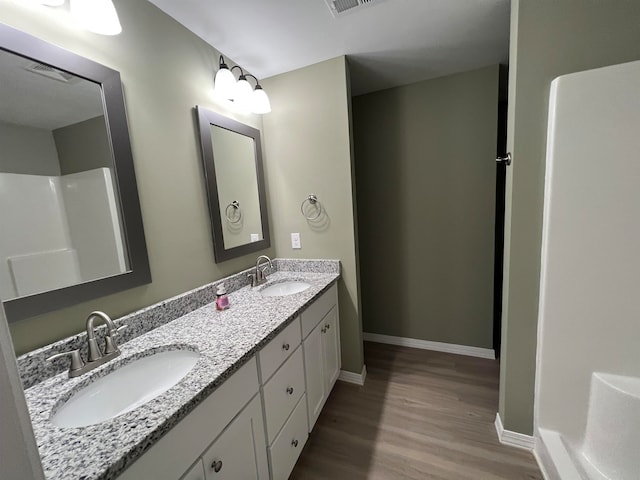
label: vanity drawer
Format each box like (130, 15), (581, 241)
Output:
(301, 284), (337, 339)
(269, 394), (309, 480)
(262, 346), (305, 444)
(258, 318), (301, 382)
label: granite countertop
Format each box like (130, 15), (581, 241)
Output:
(23, 268), (339, 480)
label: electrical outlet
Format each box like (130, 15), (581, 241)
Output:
(250, 233), (260, 242)
(291, 232), (301, 249)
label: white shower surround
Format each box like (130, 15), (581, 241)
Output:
(0, 168), (126, 300)
(534, 60), (640, 479)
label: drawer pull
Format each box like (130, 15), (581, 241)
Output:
(291, 439), (299, 448)
(282, 343), (290, 351)
(286, 386), (294, 395)
(212, 460), (223, 473)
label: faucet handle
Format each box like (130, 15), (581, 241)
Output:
(108, 324), (127, 338)
(104, 325), (126, 355)
(47, 349), (85, 376)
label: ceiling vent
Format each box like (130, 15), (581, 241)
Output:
(24, 63), (76, 84)
(324, 0), (384, 18)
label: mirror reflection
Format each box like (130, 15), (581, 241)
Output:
(210, 124), (263, 249)
(0, 48), (128, 301)
(196, 106), (270, 262)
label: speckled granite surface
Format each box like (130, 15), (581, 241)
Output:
(19, 261), (292, 389)
(21, 260), (339, 480)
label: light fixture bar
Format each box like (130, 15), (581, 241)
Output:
(213, 57), (271, 114)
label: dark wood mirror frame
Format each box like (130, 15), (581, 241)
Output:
(0, 23), (151, 322)
(196, 106), (270, 262)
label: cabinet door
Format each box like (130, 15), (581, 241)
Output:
(303, 321), (326, 431)
(322, 306), (340, 392)
(202, 395), (268, 480)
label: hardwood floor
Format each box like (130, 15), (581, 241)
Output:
(291, 342), (542, 480)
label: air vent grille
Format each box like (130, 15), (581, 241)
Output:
(325, 0), (385, 17)
(24, 63), (75, 83)
(333, 0), (359, 13)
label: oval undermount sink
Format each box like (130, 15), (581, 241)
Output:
(261, 281), (311, 297)
(51, 349), (199, 428)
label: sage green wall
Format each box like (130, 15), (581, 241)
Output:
(261, 57), (364, 375)
(55, 116), (112, 175)
(353, 66), (499, 349)
(0, 120), (60, 175)
(499, 0), (640, 435)
(1, 0), (275, 355)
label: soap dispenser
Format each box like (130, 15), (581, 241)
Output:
(215, 283), (230, 310)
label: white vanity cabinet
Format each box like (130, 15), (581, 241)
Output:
(199, 395), (267, 480)
(301, 285), (340, 430)
(117, 283), (340, 480)
(257, 318), (309, 479)
(181, 460), (205, 480)
(118, 358), (268, 480)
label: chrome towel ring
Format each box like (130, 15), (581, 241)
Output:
(225, 200), (242, 224)
(301, 194), (322, 221)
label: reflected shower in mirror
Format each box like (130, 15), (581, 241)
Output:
(196, 107), (270, 262)
(0, 23), (150, 322)
(0, 48), (127, 301)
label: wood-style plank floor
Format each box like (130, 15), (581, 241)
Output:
(291, 342), (542, 480)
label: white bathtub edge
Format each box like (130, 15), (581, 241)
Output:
(537, 428), (584, 480)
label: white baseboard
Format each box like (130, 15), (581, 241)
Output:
(494, 413), (535, 450)
(338, 365), (367, 386)
(363, 332), (496, 360)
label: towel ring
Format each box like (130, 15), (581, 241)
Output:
(225, 201), (242, 224)
(300, 194), (322, 221)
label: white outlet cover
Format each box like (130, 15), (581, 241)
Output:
(250, 233), (260, 242)
(291, 232), (301, 249)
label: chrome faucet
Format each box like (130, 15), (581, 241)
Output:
(47, 311), (126, 378)
(249, 255), (272, 287)
(86, 311), (123, 361)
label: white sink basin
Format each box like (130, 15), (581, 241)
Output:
(261, 281), (311, 297)
(51, 349), (199, 428)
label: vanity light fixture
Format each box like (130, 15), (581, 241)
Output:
(214, 55), (272, 114)
(28, 0), (65, 6)
(213, 56), (236, 100)
(22, 0), (122, 35)
(70, 0), (122, 35)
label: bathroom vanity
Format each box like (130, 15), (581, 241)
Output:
(19, 260), (341, 480)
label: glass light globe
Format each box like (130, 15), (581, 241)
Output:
(252, 85), (271, 114)
(70, 0), (122, 35)
(233, 75), (254, 112)
(214, 67), (236, 100)
(21, 0), (65, 5)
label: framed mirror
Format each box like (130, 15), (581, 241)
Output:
(196, 107), (270, 262)
(0, 23), (151, 322)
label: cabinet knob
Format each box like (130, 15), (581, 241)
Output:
(325, 323), (330, 330)
(282, 343), (290, 351)
(321, 327), (326, 333)
(291, 439), (299, 448)
(286, 386), (294, 395)
(212, 460), (223, 473)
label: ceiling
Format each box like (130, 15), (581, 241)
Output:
(147, 0), (510, 96)
(0, 48), (104, 130)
